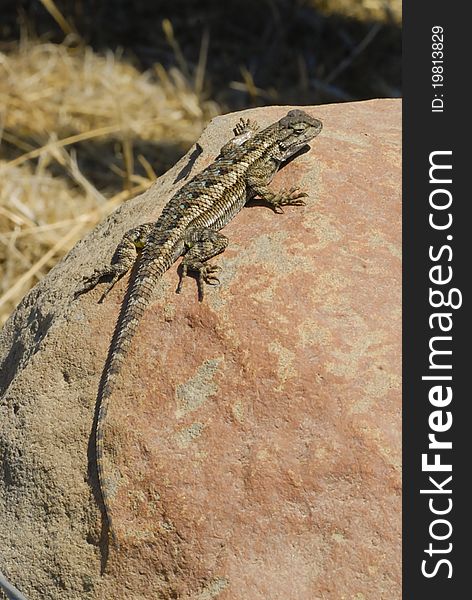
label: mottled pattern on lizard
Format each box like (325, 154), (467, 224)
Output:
(78, 110), (323, 548)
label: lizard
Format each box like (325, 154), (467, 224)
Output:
(77, 109), (323, 548)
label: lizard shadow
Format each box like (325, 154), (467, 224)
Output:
(173, 143), (203, 184)
(280, 144), (311, 165)
(0, 306), (53, 397)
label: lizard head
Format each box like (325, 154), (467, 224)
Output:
(275, 110), (323, 161)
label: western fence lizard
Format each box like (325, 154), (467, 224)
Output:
(78, 110), (322, 548)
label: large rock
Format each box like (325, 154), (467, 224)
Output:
(0, 100), (401, 600)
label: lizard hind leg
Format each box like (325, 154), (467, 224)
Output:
(76, 223), (153, 302)
(177, 227), (228, 300)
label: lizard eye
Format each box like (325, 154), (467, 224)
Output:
(291, 123), (306, 132)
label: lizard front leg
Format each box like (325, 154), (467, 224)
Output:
(219, 117), (260, 156)
(233, 117), (260, 137)
(76, 223), (153, 302)
(246, 170), (308, 214)
(176, 227), (229, 300)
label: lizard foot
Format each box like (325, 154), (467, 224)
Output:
(197, 264), (221, 300)
(177, 263), (221, 299)
(233, 118), (260, 136)
(75, 266), (127, 302)
(74, 270), (106, 298)
(267, 187), (308, 214)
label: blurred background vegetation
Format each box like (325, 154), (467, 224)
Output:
(0, 0), (401, 324)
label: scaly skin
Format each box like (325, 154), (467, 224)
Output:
(78, 110), (323, 548)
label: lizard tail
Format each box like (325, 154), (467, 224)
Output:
(95, 297), (147, 547)
(95, 256), (172, 546)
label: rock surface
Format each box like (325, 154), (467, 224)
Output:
(0, 100), (401, 600)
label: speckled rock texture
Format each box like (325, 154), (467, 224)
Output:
(0, 100), (401, 600)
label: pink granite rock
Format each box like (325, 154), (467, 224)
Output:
(0, 99), (401, 599)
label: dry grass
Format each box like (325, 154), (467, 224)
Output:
(1, 39), (218, 146)
(312, 0), (401, 22)
(0, 40), (220, 324)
